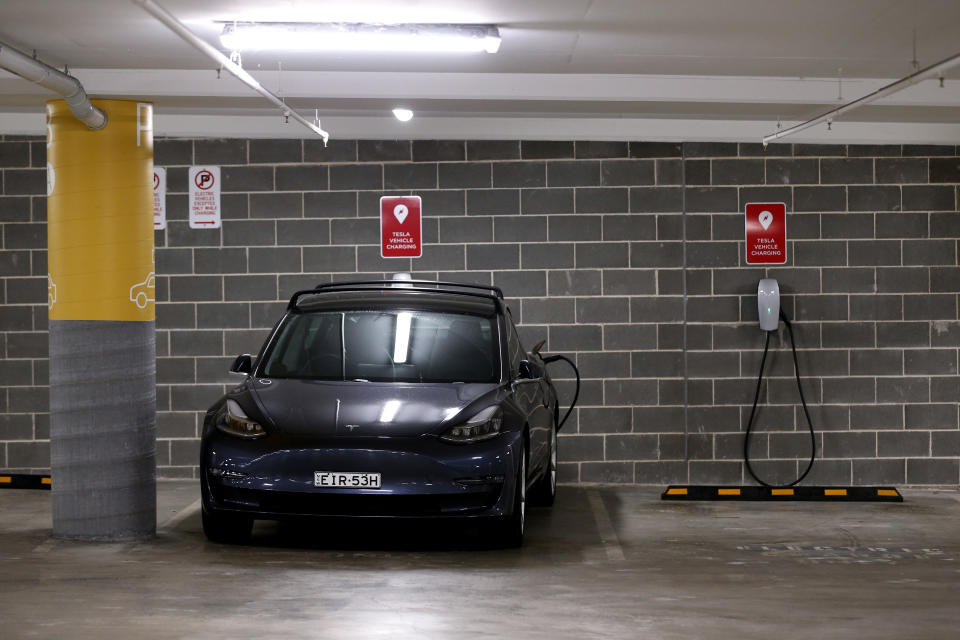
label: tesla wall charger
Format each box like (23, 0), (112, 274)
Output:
(758, 278), (780, 331)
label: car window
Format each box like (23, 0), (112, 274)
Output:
(260, 310), (499, 383)
(506, 315), (524, 379)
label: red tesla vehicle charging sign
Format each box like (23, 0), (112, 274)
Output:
(380, 196), (422, 258)
(745, 202), (787, 265)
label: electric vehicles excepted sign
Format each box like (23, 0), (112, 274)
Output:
(153, 167), (166, 230)
(380, 196), (422, 258)
(745, 202), (787, 264)
(189, 166), (221, 229)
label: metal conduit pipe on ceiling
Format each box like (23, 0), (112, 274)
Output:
(762, 49), (960, 145)
(0, 40), (107, 130)
(132, 0), (330, 143)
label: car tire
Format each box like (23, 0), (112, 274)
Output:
(497, 445), (526, 548)
(201, 508), (253, 544)
(529, 426), (557, 507)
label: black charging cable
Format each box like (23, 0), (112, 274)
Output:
(743, 309), (817, 487)
(541, 354), (580, 431)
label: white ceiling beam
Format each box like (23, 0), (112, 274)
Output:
(2, 110), (958, 145)
(2, 69), (959, 107)
(160, 115), (960, 144)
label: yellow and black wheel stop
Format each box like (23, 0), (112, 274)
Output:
(0, 474), (52, 490)
(661, 485), (903, 502)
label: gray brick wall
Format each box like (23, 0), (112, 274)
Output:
(2, 135), (959, 485)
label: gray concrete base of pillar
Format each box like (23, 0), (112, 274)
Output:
(49, 319), (156, 540)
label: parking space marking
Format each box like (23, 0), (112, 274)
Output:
(159, 498), (201, 531)
(32, 538), (57, 553)
(587, 489), (625, 562)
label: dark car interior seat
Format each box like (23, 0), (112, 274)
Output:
(426, 318), (494, 382)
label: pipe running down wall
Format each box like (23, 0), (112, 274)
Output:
(0, 40), (107, 130)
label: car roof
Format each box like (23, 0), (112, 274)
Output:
(295, 289), (499, 316)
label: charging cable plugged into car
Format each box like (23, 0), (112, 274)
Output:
(542, 354), (580, 432)
(663, 278), (903, 502)
(530, 340), (580, 432)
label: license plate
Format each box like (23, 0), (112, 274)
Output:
(314, 471), (381, 489)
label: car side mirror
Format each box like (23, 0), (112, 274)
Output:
(518, 359), (542, 380)
(229, 353), (253, 376)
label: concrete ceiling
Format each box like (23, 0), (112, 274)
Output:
(1, 0), (959, 143)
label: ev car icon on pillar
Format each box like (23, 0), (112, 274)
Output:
(47, 274), (57, 309)
(129, 272), (156, 309)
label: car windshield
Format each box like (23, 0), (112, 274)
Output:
(259, 309), (499, 383)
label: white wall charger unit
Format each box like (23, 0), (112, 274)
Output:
(757, 278), (780, 331)
(746, 278), (818, 487)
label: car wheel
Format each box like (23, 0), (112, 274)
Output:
(497, 445), (526, 548)
(529, 426), (557, 507)
(201, 508), (253, 544)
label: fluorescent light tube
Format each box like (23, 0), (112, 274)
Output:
(219, 22), (501, 54)
(393, 312), (412, 364)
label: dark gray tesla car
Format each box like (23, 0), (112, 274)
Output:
(200, 278), (561, 546)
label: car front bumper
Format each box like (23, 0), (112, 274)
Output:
(201, 429), (523, 520)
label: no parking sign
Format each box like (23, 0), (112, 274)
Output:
(153, 167), (166, 230)
(189, 166), (221, 229)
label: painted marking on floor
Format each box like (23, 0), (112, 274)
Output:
(737, 544), (955, 564)
(586, 489), (625, 563)
(32, 538), (57, 553)
(159, 498), (201, 531)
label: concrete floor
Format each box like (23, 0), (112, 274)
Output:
(1, 482), (958, 639)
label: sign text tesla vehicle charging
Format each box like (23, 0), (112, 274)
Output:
(745, 202), (787, 265)
(380, 195), (422, 258)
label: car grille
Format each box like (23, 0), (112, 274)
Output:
(219, 486), (502, 517)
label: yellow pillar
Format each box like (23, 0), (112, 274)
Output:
(47, 99), (157, 540)
(47, 99), (155, 321)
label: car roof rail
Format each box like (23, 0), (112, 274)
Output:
(315, 280), (503, 298)
(288, 280), (505, 311)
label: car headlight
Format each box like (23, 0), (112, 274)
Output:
(217, 399), (267, 439)
(441, 406), (502, 443)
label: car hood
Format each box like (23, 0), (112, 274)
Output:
(245, 378), (501, 438)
